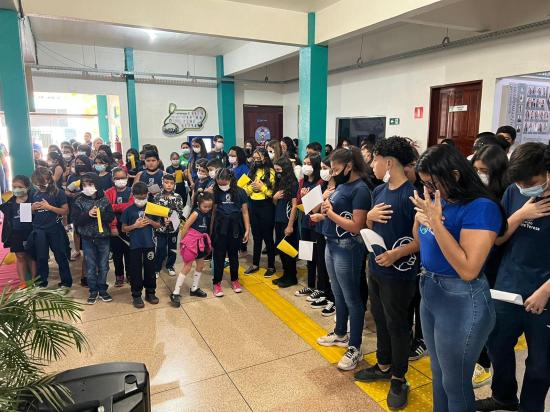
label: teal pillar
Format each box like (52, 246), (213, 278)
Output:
(96, 95), (109, 143)
(216, 55), (236, 148)
(0, 10), (34, 176)
(124, 48), (139, 149)
(298, 12), (328, 160)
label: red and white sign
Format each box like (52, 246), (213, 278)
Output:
(414, 106), (424, 119)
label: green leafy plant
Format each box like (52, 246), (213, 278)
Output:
(0, 285), (88, 411)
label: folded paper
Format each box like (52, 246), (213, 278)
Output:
(277, 238), (298, 258)
(237, 174), (251, 188)
(145, 202), (170, 217)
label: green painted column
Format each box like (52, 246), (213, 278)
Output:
(96, 95), (109, 143)
(0, 10), (34, 176)
(216, 55), (236, 148)
(124, 47), (139, 149)
(298, 12), (328, 160)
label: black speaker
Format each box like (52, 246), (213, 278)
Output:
(25, 362), (151, 412)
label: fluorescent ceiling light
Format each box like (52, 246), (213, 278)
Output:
(143, 29), (159, 41)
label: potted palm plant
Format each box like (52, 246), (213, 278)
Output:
(0, 285), (88, 411)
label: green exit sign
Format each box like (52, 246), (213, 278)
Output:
(389, 118), (400, 125)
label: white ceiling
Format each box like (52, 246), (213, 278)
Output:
(224, 0), (340, 12)
(29, 17), (249, 56)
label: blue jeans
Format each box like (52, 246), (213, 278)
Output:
(82, 237), (110, 294)
(487, 300), (550, 412)
(154, 232), (178, 272)
(420, 270), (495, 412)
(325, 236), (366, 348)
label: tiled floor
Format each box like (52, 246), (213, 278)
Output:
(40, 248), (548, 411)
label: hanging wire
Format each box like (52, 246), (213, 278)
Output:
(356, 34), (365, 67)
(442, 28), (451, 46)
(36, 43), (95, 68)
(264, 66), (269, 83)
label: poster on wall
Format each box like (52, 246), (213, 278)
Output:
(162, 103), (207, 136)
(501, 81), (550, 145)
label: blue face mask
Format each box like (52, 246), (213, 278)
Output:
(94, 164), (106, 173)
(517, 178), (548, 198)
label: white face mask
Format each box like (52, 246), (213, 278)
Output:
(320, 169), (331, 182)
(208, 170), (217, 179)
(63, 154), (72, 161)
(478, 172), (490, 186)
(228, 156), (237, 165)
(114, 179), (128, 188)
(193, 147), (201, 154)
(268, 151), (275, 160)
(383, 169), (391, 183)
(134, 198), (147, 208)
(197, 172), (207, 180)
(82, 186), (97, 196)
(77, 151), (87, 156)
(219, 184), (230, 192)
(215, 142), (224, 150)
(302, 165), (314, 176)
(171, 159), (180, 166)
(294, 165), (303, 180)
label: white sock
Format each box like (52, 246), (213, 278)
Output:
(191, 271), (202, 292)
(173, 273), (186, 295)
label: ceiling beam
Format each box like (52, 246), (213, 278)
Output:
(21, 0), (309, 46)
(401, 18), (487, 32)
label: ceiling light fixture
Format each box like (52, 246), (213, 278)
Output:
(144, 29), (158, 42)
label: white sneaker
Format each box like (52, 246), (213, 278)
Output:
(337, 346), (362, 371)
(306, 290), (325, 302)
(168, 269), (176, 277)
(317, 332), (349, 347)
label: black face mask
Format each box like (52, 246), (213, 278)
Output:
(245, 149), (252, 156)
(276, 172), (282, 180)
(332, 167), (351, 186)
(254, 160), (263, 167)
(75, 165), (87, 175)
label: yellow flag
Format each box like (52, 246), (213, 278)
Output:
(96, 208), (104, 233)
(277, 238), (298, 258)
(145, 202), (170, 217)
(1, 191), (13, 202)
(237, 174), (251, 189)
(175, 169), (183, 183)
(129, 154), (136, 169)
(296, 204), (305, 212)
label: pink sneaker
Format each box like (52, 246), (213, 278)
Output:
(231, 280), (242, 293)
(213, 283), (224, 297)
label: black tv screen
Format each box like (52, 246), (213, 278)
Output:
(337, 117), (386, 147)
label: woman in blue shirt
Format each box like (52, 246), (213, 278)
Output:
(228, 146), (249, 180)
(316, 147), (371, 372)
(411, 144), (506, 412)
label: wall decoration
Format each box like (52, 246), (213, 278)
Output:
(162, 103), (207, 136)
(254, 126), (271, 144)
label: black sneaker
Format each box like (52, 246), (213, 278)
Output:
(133, 296), (145, 309)
(99, 292), (113, 302)
(409, 338), (428, 361)
(387, 378), (409, 410)
(272, 277), (281, 285)
(321, 301), (336, 316)
(145, 293), (159, 304)
(87, 292), (99, 305)
(190, 288), (207, 298)
(475, 397), (519, 411)
(310, 297), (328, 308)
(306, 289), (325, 302)
(244, 265), (259, 275)
(80, 277), (88, 287)
(170, 293), (181, 307)
(264, 268), (276, 278)
(277, 278), (298, 288)
(294, 287), (314, 297)
(354, 364), (392, 382)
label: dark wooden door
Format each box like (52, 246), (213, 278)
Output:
(243, 105), (283, 145)
(428, 81), (482, 155)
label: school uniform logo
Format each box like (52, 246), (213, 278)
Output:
(148, 178), (154, 186)
(117, 197), (123, 204)
(392, 237), (417, 272)
(336, 211), (353, 237)
(286, 202), (292, 219)
(147, 251), (155, 260)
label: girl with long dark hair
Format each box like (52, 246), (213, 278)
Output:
(188, 137), (208, 184)
(471, 144), (510, 199)
(411, 144), (506, 412)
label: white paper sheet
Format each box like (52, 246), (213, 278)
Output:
(490, 289), (524, 305)
(148, 184), (161, 194)
(169, 211), (181, 231)
(360, 228), (387, 253)
(301, 185), (323, 215)
(298, 240), (314, 261)
(19, 203), (32, 222)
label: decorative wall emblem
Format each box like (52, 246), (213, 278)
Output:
(254, 126), (271, 144)
(162, 103), (207, 136)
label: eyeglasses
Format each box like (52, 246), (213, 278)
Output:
(421, 179), (438, 192)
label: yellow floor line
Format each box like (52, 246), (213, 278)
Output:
(235, 266), (527, 412)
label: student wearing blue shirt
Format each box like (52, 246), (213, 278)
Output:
(228, 146), (249, 180)
(135, 151), (164, 197)
(30, 167), (73, 288)
(316, 147), (371, 371)
(354, 137), (419, 410)
(411, 144), (505, 412)
(93, 153), (114, 192)
(121, 182), (162, 309)
(210, 168), (251, 297)
(166, 151), (187, 200)
(191, 159), (213, 207)
(188, 137), (208, 184)
(208, 135), (229, 167)
(477, 143), (550, 412)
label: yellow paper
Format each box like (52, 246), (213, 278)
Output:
(129, 154), (136, 169)
(296, 204), (305, 212)
(74, 180), (81, 188)
(237, 174), (251, 188)
(175, 169), (183, 183)
(145, 202), (170, 217)
(96, 208), (103, 233)
(1, 252), (15, 265)
(277, 239), (298, 258)
(1, 191), (13, 202)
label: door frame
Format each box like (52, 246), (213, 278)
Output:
(428, 80), (483, 147)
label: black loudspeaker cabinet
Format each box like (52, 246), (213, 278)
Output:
(30, 362), (151, 412)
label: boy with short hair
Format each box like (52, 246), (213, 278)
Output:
(153, 174), (185, 277)
(121, 182), (162, 308)
(208, 135), (228, 166)
(135, 150), (164, 196)
(206, 158), (223, 182)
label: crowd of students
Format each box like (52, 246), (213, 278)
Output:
(1, 127), (548, 412)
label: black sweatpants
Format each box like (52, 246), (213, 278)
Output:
(249, 199), (275, 268)
(275, 222), (297, 281)
(368, 271), (416, 379)
(212, 233), (241, 284)
(127, 247), (156, 297)
(111, 235), (130, 279)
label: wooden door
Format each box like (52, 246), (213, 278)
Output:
(243, 105), (283, 145)
(428, 81), (482, 155)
